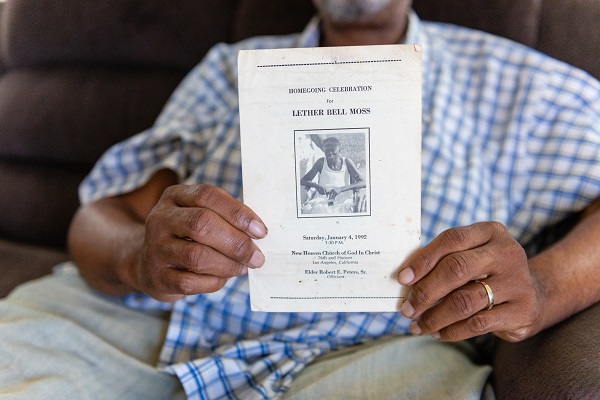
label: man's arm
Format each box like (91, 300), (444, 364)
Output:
(345, 157), (365, 185)
(527, 199), (600, 331)
(300, 158), (327, 194)
(397, 198), (600, 342)
(68, 169), (268, 302)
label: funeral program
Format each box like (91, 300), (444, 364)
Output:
(238, 44), (422, 312)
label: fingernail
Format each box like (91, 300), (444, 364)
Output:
(240, 266), (248, 276)
(409, 321), (422, 335)
(401, 300), (415, 318)
(248, 249), (265, 268)
(248, 219), (268, 238)
(431, 331), (441, 340)
(398, 267), (415, 285)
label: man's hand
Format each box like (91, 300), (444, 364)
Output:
(397, 221), (545, 343)
(69, 170), (269, 302)
(133, 184), (268, 302)
(327, 188), (340, 199)
(314, 184), (328, 195)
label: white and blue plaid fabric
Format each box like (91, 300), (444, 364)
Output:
(80, 13), (600, 400)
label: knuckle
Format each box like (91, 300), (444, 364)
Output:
(229, 236), (254, 261)
(194, 184), (220, 205)
(506, 327), (532, 343)
(467, 314), (494, 334)
(173, 274), (198, 295)
(172, 272), (227, 296)
(442, 323), (459, 340)
(182, 245), (206, 268)
(230, 206), (251, 230)
(221, 259), (245, 278)
(418, 313), (437, 332)
(161, 184), (177, 199)
(411, 284), (433, 307)
(202, 277), (228, 293)
(145, 206), (165, 230)
(187, 208), (213, 237)
(513, 330), (529, 342)
(442, 253), (470, 283)
(499, 242), (527, 275)
(510, 242), (527, 264)
(440, 226), (468, 247)
(409, 251), (436, 273)
(489, 221), (507, 237)
(449, 289), (478, 316)
(416, 251), (434, 267)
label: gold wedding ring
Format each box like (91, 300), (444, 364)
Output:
(477, 280), (494, 311)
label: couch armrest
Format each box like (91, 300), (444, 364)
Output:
(492, 301), (600, 399)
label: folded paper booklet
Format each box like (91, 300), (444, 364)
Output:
(238, 44), (422, 312)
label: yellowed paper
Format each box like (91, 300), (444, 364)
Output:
(239, 44), (422, 312)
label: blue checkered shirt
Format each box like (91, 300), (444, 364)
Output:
(80, 13), (600, 400)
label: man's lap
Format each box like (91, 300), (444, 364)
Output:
(284, 335), (493, 399)
(0, 263), (185, 399)
(0, 264), (493, 399)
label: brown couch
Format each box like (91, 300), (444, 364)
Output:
(0, 0), (599, 398)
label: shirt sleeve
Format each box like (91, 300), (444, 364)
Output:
(514, 62), (600, 244)
(78, 42), (238, 205)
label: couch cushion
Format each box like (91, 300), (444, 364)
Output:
(0, 2), (5, 73)
(0, 0), (237, 70)
(493, 301), (600, 398)
(231, 0), (315, 42)
(412, 0), (543, 47)
(0, 238), (69, 298)
(537, 0), (600, 80)
(0, 160), (84, 249)
(0, 67), (184, 166)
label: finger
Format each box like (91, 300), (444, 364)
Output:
(398, 222), (503, 286)
(432, 297), (541, 342)
(160, 206), (265, 269)
(163, 184), (268, 239)
(402, 245), (497, 318)
(432, 306), (504, 341)
(159, 268), (228, 298)
(409, 280), (498, 335)
(434, 300), (540, 342)
(161, 237), (249, 278)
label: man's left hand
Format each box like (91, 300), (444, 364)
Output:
(397, 221), (546, 342)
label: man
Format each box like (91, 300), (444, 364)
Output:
(1, 0), (599, 398)
(300, 136), (366, 214)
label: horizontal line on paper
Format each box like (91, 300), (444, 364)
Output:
(270, 296), (403, 299)
(257, 59), (402, 68)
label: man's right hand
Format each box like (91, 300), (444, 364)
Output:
(136, 184), (267, 301)
(69, 170), (267, 302)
